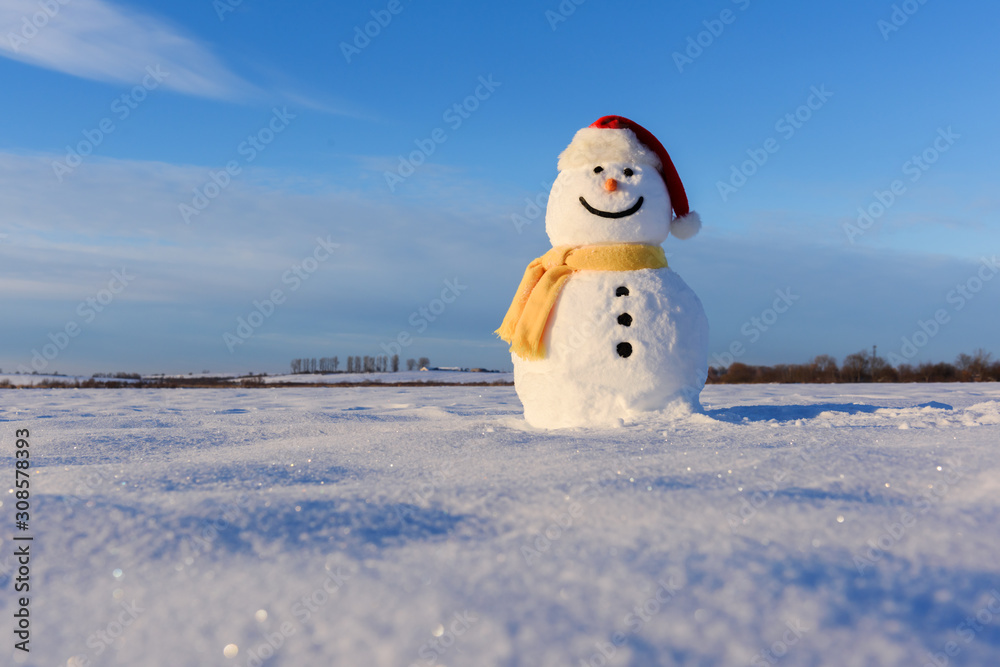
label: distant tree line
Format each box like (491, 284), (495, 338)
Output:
(709, 348), (998, 384)
(289, 355), (431, 374)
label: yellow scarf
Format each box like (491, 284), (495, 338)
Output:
(496, 244), (668, 360)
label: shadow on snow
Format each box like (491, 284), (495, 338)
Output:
(707, 403), (885, 423)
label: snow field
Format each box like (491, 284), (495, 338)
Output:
(1, 383), (999, 666)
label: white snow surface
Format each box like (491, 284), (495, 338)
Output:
(0, 371), (511, 387)
(258, 370), (512, 385)
(3, 383), (1000, 666)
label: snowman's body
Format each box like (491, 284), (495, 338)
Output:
(499, 116), (709, 428)
(513, 268), (708, 428)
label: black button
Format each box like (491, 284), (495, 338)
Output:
(617, 342), (633, 358)
(615, 286), (629, 296)
(617, 313), (632, 327)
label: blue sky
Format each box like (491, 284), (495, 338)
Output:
(1, 0), (998, 375)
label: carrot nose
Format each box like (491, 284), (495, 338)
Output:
(604, 178), (618, 192)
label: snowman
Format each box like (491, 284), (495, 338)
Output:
(497, 116), (709, 428)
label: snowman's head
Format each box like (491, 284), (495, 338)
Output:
(544, 117), (700, 248)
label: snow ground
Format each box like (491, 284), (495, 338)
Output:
(2, 383), (1000, 666)
(256, 370), (512, 385)
(0, 371), (511, 387)
(0, 374), (139, 387)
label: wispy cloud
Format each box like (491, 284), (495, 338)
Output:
(0, 150), (513, 317)
(0, 149), (518, 372)
(2, 150), (996, 374)
(0, 0), (254, 100)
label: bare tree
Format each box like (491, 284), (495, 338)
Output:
(972, 348), (993, 379)
(841, 350), (869, 383)
(700, 351), (999, 385)
(722, 362), (755, 383)
(811, 354), (838, 383)
(870, 352), (890, 382)
(391, 354), (399, 372)
(406, 358), (416, 371)
(957, 348), (993, 381)
(956, 353), (973, 373)
(418, 357), (430, 370)
(332, 356), (339, 372)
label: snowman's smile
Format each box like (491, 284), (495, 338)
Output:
(578, 196), (644, 219)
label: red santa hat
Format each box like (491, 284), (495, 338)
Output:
(557, 115), (701, 240)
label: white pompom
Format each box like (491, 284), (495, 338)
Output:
(669, 211), (701, 240)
